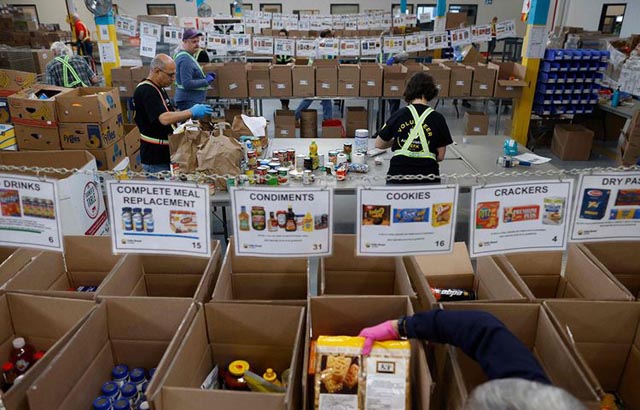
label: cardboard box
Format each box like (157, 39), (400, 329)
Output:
(315, 60), (338, 97)
(304, 296), (432, 410)
(128, 148), (142, 172)
(247, 63), (271, 98)
(463, 111), (489, 136)
(321, 125), (342, 138)
(338, 64), (360, 97)
(201, 63), (222, 98)
(0, 151), (109, 235)
(0, 69), (37, 96)
(468, 63), (497, 97)
(27, 297), (197, 410)
(98, 242), (221, 301)
(270, 65), (293, 98)
(359, 62), (383, 97)
(0, 293), (94, 410)
(87, 137), (126, 170)
(580, 242), (640, 297)
(423, 63), (451, 98)
(0, 96), (10, 123)
(56, 87), (122, 123)
(460, 44), (481, 64)
(0, 123), (15, 150)
(404, 61), (425, 84)
(551, 124), (594, 161)
(14, 124), (61, 151)
(12, 20), (37, 32)
(346, 106), (368, 137)
(292, 65), (315, 98)
(130, 65), (149, 83)
(211, 237), (308, 305)
(0, 247), (40, 289)
(383, 65), (408, 97)
(59, 113), (124, 149)
(123, 124), (141, 155)
(217, 62), (248, 98)
(8, 84), (71, 127)
(32, 50), (54, 74)
(274, 109), (296, 138)
(445, 12), (467, 30)
(111, 79), (135, 98)
(489, 62), (527, 99)
(110, 66), (134, 82)
(447, 64), (473, 97)
(157, 302), (305, 410)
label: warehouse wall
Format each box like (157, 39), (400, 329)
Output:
(563, 0), (639, 37)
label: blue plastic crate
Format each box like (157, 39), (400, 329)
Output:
(537, 83), (555, 94)
(585, 106), (594, 114)
(599, 50), (610, 62)
(572, 50), (583, 60)
(552, 105), (566, 115)
(541, 61), (561, 72)
(544, 49), (564, 61)
(570, 94), (581, 104)
(556, 73), (567, 83)
(564, 84), (574, 94)
(539, 72), (558, 83)
(575, 105), (585, 114)
(554, 84), (565, 94)
(565, 73), (576, 83)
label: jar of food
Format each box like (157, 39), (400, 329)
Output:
(251, 206), (266, 231)
(223, 360), (251, 391)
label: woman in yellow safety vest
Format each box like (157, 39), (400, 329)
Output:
(45, 42), (99, 88)
(375, 72), (453, 184)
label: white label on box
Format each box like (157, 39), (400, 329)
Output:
(390, 86), (399, 91)
(506, 86), (514, 91)
(0, 173), (64, 252)
(229, 83), (238, 90)
(231, 187), (333, 257)
(300, 80), (309, 86)
(470, 180), (574, 257)
(321, 83), (330, 89)
(119, 86), (126, 92)
(106, 180), (211, 257)
(473, 127), (481, 132)
(456, 81), (465, 86)
(357, 186), (458, 256)
(281, 130), (289, 135)
(367, 81), (376, 86)
(480, 84), (488, 90)
(277, 83), (286, 89)
(570, 172), (640, 242)
(255, 84), (264, 90)
(346, 84), (354, 89)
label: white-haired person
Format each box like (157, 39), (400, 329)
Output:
(45, 41), (99, 88)
(359, 309), (586, 410)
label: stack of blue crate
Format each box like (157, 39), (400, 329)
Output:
(533, 49), (610, 116)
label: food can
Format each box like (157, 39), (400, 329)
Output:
(268, 161), (281, 170)
(277, 167), (289, 185)
(296, 154), (306, 172)
(247, 149), (257, 167)
(245, 169), (255, 184)
(251, 137), (262, 155)
(256, 166), (269, 184)
(343, 143), (353, 161)
(286, 149), (296, 166)
(304, 156), (313, 171)
(259, 159), (270, 167)
(303, 170), (313, 185)
(328, 150), (338, 165)
(267, 169), (279, 186)
(276, 150), (286, 164)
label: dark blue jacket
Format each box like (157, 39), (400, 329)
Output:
(405, 309), (551, 384)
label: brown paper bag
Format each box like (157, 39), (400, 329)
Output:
(169, 127), (210, 173)
(231, 114), (269, 150)
(196, 127), (244, 190)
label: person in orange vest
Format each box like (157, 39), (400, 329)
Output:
(70, 13), (93, 58)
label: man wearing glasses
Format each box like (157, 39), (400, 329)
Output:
(133, 54), (212, 174)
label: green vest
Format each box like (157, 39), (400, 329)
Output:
(173, 51), (207, 91)
(393, 105), (437, 160)
(55, 56), (87, 88)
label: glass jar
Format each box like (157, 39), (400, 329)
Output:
(251, 206), (266, 231)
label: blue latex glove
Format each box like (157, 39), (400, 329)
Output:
(205, 73), (216, 83)
(386, 56), (395, 66)
(190, 104), (213, 119)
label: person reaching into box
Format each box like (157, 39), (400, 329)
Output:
(374, 72), (452, 184)
(358, 309), (585, 410)
(174, 28), (216, 110)
(45, 42), (99, 88)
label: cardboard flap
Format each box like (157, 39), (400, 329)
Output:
(0, 248), (40, 289)
(474, 257), (525, 301)
(409, 242), (474, 277)
(4, 251), (65, 291)
(497, 79), (527, 87)
(63, 236), (123, 271)
(163, 387), (285, 410)
(96, 254), (144, 297)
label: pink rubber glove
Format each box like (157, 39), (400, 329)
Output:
(358, 320), (399, 355)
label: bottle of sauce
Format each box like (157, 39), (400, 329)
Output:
(10, 337), (34, 375)
(285, 205), (297, 232)
(223, 360), (250, 391)
(268, 212), (278, 232)
(263, 368), (282, 386)
(276, 210), (287, 228)
(303, 212), (314, 232)
(2, 362), (16, 392)
(309, 140), (319, 170)
(238, 206), (250, 231)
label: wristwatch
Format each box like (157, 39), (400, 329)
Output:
(397, 316), (408, 339)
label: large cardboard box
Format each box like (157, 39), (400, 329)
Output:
(447, 64), (473, 97)
(130, 65), (149, 83)
(346, 106), (368, 137)
(322, 124), (343, 138)
(270, 65), (293, 98)
(128, 148), (142, 172)
(423, 63), (451, 98)
(8, 84), (71, 127)
(0, 123), (15, 151)
(383, 65), (408, 97)
(201, 63), (223, 98)
(304, 296), (432, 410)
(247, 63), (271, 98)
(157, 302), (305, 410)
(27, 298), (197, 410)
(110, 66), (133, 82)
(338, 64), (360, 97)
(32, 50), (54, 74)
(580, 242), (640, 297)
(359, 62), (383, 97)
(111, 79), (135, 98)
(292, 65), (315, 97)
(211, 237), (308, 305)
(274, 109), (296, 138)
(463, 111), (489, 136)
(59, 113), (124, 150)
(3, 236), (124, 299)
(123, 124), (141, 156)
(489, 62), (527, 99)
(218, 62), (248, 98)
(445, 12), (467, 30)
(315, 60), (338, 97)
(98, 242), (221, 302)
(0, 293), (95, 410)
(87, 137), (126, 171)
(468, 63), (497, 97)
(551, 124), (594, 161)
(0, 247), (39, 290)
(0, 69), (37, 96)
(14, 124), (61, 151)
(55, 87), (122, 123)
(0, 151), (109, 235)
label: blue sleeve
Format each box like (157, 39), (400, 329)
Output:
(405, 309), (551, 384)
(176, 57), (208, 90)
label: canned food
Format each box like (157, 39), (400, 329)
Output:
(286, 149), (296, 166)
(247, 149), (257, 167)
(276, 150), (286, 164)
(256, 166), (269, 184)
(245, 169), (255, 184)
(267, 169), (279, 186)
(328, 150), (338, 165)
(295, 154), (306, 172)
(259, 159), (270, 167)
(277, 167), (289, 185)
(303, 156), (313, 171)
(343, 143), (352, 161)
(268, 161), (281, 170)
(251, 137), (262, 155)
(303, 170), (313, 185)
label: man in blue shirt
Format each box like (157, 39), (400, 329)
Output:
(174, 28), (216, 110)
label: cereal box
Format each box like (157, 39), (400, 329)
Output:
(476, 201), (500, 229)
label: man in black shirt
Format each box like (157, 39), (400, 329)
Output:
(133, 54), (212, 174)
(375, 72), (453, 184)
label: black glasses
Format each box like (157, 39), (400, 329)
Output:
(160, 69), (176, 77)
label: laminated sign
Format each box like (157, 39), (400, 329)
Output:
(360, 38), (382, 56)
(471, 24), (492, 43)
(318, 38), (340, 57)
(570, 172), (640, 242)
(252, 36), (274, 55)
(405, 34), (427, 52)
(357, 186), (458, 256)
(339, 39), (360, 57)
(230, 187), (334, 257)
(274, 38), (295, 57)
(115, 15), (138, 37)
(139, 35), (157, 59)
(207, 33), (228, 51)
(383, 36), (405, 54)
(139, 22), (162, 42)
(470, 180), (574, 257)
(106, 180), (211, 257)
(0, 173), (63, 252)
(163, 27), (183, 45)
(229, 34), (252, 52)
(296, 39), (317, 58)
(427, 32), (449, 50)
(450, 27), (472, 47)
(496, 20), (517, 40)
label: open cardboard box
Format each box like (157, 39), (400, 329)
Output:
(383, 64), (408, 97)
(579, 242), (640, 298)
(247, 63), (271, 98)
(304, 296), (432, 410)
(544, 300), (640, 409)
(314, 60), (338, 97)
(211, 237), (308, 305)
(488, 62), (527, 99)
(98, 241), (222, 302)
(440, 302), (601, 409)
(27, 297), (197, 410)
(55, 87), (122, 123)
(7, 84), (71, 127)
(3, 236), (124, 300)
(155, 302), (305, 410)
(0, 293), (95, 410)
(423, 63), (451, 98)
(494, 245), (634, 301)
(0, 247), (39, 289)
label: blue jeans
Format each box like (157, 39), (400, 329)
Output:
(142, 163), (170, 179)
(295, 99), (333, 121)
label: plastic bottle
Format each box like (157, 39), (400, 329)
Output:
(2, 362), (16, 391)
(92, 396), (113, 410)
(101, 381), (121, 404)
(223, 360), (250, 391)
(132, 208), (143, 232)
(120, 382), (138, 407)
(122, 207), (133, 231)
(285, 205), (297, 232)
(303, 212), (314, 232)
(309, 140), (318, 170)
(138, 402), (150, 410)
(112, 364), (130, 387)
(142, 209), (154, 232)
(113, 399), (130, 410)
(10, 337), (34, 375)
(354, 129), (369, 154)
(239, 206), (250, 231)
(148, 368), (156, 380)
(268, 212), (278, 232)
(263, 368), (282, 386)
(129, 368), (147, 393)
(611, 87), (620, 108)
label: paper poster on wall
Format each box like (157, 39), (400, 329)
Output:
(197, 17), (214, 30)
(496, 19), (517, 40)
(360, 37), (382, 56)
(450, 27), (472, 47)
(296, 39), (317, 57)
(98, 42), (116, 64)
(229, 34), (252, 51)
(274, 38), (295, 57)
(383, 36), (405, 54)
(525, 25), (547, 59)
(230, 187), (334, 257)
(298, 20), (310, 30)
(427, 32), (449, 50)
(470, 180), (574, 257)
(346, 20), (358, 30)
(259, 18), (272, 29)
(0, 173), (63, 252)
(570, 172), (640, 242)
(356, 186), (458, 256)
(418, 12), (432, 22)
(318, 38), (340, 56)
(405, 34), (426, 52)
(97, 25), (110, 41)
(139, 35), (157, 58)
(206, 33), (228, 51)
(406, 14), (418, 25)
(106, 180), (211, 257)
(180, 17), (198, 29)
(271, 19), (285, 30)
(332, 16), (345, 30)
(163, 26), (183, 45)
(285, 17), (299, 30)
(140, 22), (162, 42)
(471, 24), (492, 43)
(339, 39), (360, 57)
(393, 15), (407, 27)
(115, 15), (138, 37)
(252, 36), (274, 54)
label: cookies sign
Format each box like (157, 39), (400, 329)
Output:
(356, 185), (458, 256)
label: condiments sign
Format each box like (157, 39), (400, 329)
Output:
(106, 180), (211, 257)
(230, 187), (334, 257)
(0, 173), (63, 252)
(470, 180), (574, 257)
(356, 185), (458, 256)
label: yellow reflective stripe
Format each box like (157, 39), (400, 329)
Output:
(174, 51), (207, 90)
(393, 105), (436, 160)
(140, 134), (169, 145)
(55, 56), (86, 88)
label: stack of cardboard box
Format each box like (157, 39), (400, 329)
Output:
(274, 110), (296, 138)
(246, 63), (271, 98)
(110, 66), (148, 99)
(123, 124), (142, 172)
(359, 62), (383, 97)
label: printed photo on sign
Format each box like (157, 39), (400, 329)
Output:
(405, 34), (426, 52)
(230, 187), (333, 257)
(496, 20), (517, 40)
(470, 180), (574, 257)
(140, 22), (162, 42)
(356, 186), (458, 256)
(339, 39), (360, 57)
(318, 38), (340, 56)
(230, 34), (252, 51)
(471, 24), (492, 43)
(275, 38), (295, 57)
(163, 27), (183, 45)
(360, 38), (382, 56)
(0, 174), (63, 252)
(570, 172), (640, 242)
(252, 36), (274, 54)
(296, 39), (317, 58)
(450, 27), (472, 47)
(116, 15), (138, 37)
(383, 36), (405, 54)
(207, 33), (228, 51)
(427, 32), (449, 50)
(106, 180), (211, 257)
